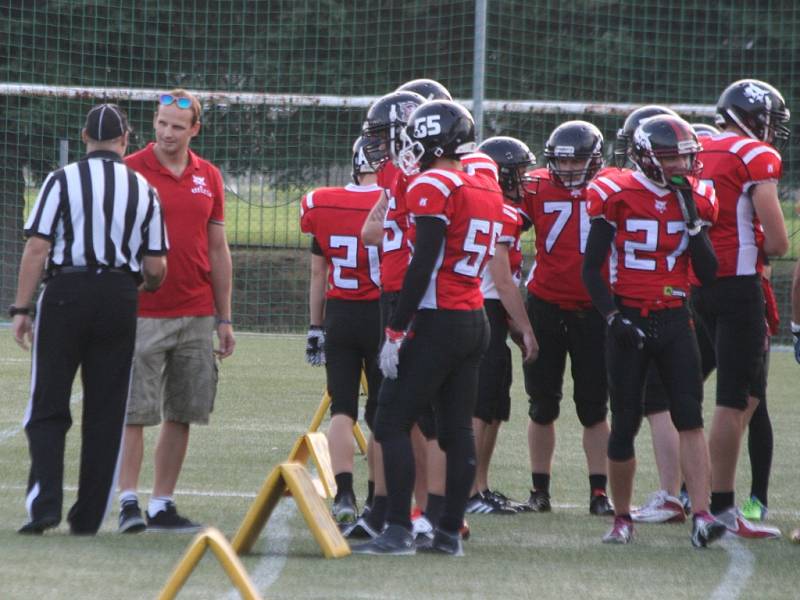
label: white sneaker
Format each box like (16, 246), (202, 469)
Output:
(631, 490), (686, 523)
(715, 507), (780, 539)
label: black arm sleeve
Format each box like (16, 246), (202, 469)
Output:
(581, 218), (617, 319)
(688, 228), (718, 286)
(310, 236), (324, 256)
(389, 216), (447, 331)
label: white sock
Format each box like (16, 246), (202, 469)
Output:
(148, 496), (172, 518)
(119, 490), (138, 506)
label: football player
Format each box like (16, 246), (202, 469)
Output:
(582, 114), (726, 547)
(353, 100), (535, 557)
(617, 106), (689, 525)
(464, 137), (538, 515)
(300, 137), (384, 530)
(519, 120), (614, 516)
(691, 79), (789, 538)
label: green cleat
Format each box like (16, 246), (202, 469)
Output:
(741, 497), (768, 522)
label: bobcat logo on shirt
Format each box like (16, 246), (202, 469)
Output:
(743, 82), (771, 109)
(654, 199), (667, 214)
(191, 175), (212, 197)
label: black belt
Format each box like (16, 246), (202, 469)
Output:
(47, 265), (140, 283)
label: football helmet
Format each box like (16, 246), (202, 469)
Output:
(397, 100), (477, 175)
(715, 79), (790, 149)
(615, 105), (680, 167)
(543, 120), (604, 189)
(351, 136), (376, 184)
(691, 123), (719, 139)
(396, 78), (452, 101)
(361, 91), (426, 169)
(630, 115), (702, 187)
(478, 136), (537, 202)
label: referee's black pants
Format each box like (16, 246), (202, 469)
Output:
(24, 270), (138, 534)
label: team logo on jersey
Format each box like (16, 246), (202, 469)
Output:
(419, 197), (428, 206)
(191, 175), (212, 197)
(655, 199), (667, 213)
(743, 82), (771, 108)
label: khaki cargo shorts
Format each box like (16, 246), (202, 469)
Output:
(126, 316), (218, 426)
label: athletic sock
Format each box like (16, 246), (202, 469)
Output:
(748, 401), (773, 506)
(425, 494), (445, 527)
(710, 491), (734, 515)
(334, 472), (354, 502)
(119, 490), (138, 506)
(366, 495), (387, 530)
(532, 473), (550, 493)
(148, 496), (172, 517)
(589, 474), (608, 495)
(366, 480), (375, 508)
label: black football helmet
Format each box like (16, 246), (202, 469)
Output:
(691, 123), (719, 139)
(478, 136), (537, 202)
(630, 115), (702, 187)
(361, 90), (426, 169)
(351, 136), (375, 184)
(543, 120), (604, 189)
(397, 100), (477, 174)
(614, 105), (680, 167)
(396, 78), (452, 101)
(715, 79), (790, 150)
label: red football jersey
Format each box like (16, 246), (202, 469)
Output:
(300, 183), (383, 301)
(461, 151), (500, 182)
(696, 132), (783, 278)
(406, 168), (506, 310)
(481, 202), (524, 300)
(521, 168), (613, 308)
(586, 170), (718, 307)
(377, 161), (412, 293)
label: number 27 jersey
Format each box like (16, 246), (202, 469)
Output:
(405, 168), (506, 311)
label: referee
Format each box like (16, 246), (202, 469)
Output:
(10, 103), (168, 535)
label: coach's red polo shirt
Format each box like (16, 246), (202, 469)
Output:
(125, 143), (225, 318)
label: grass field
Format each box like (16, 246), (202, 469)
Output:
(1, 332), (800, 599)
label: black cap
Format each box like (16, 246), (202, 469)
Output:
(84, 103), (130, 141)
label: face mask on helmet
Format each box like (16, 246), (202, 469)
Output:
(544, 121), (604, 189)
(614, 106), (680, 168)
(478, 136), (537, 202)
(547, 155), (601, 189)
(361, 91), (426, 170)
(631, 117), (702, 187)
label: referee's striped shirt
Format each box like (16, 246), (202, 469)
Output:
(24, 150), (168, 272)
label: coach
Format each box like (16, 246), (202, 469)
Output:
(11, 103), (168, 535)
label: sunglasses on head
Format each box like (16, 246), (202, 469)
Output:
(159, 94), (192, 109)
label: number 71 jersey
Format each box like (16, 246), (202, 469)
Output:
(300, 183), (383, 301)
(405, 167), (506, 310)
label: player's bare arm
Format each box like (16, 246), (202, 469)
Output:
(752, 182), (789, 257)
(360, 190), (388, 246)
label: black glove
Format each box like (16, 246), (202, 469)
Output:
(607, 313), (645, 350)
(305, 326), (326, 366)
(670, 176), (702, 236)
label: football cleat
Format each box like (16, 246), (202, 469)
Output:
(741, 496), (768, 522)
(412, 514), (434, 548)
(602, 516), (634, 544)
(631, 490), (686, 523)
(691, 511), (727, 548)
(350, 524), (416, 556)
(589, 492), (615, 516)
(419, 528), (464, 557)
(679, 488), (692, 515)
(486, 489), (529, 513)
(465, 492), (517, 515)
(525, 490), (552, 513)
(342, 516), (381, 540)
(715, 507), (780, 539)
(332, 494), (358, 526)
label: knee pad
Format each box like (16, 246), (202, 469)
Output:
(528, 398), (560, 426)
(576, 402), (607, 428)
(607, 411), (642, 461)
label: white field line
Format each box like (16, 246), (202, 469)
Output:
(222, 502), (295, 600)
(709, 536), (754, 600)
(0, 392), (82, 443)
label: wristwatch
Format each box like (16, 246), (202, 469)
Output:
(8, 305), (31, 317)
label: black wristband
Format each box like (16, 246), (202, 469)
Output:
(8, 305), (31, 317)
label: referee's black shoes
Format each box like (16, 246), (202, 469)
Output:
(18, 515), (60, 535)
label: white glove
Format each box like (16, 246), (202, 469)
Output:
(379, 328), (407, 379)
(305, 326), (326, 366)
